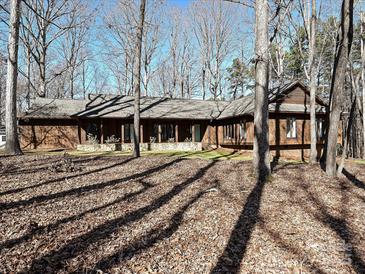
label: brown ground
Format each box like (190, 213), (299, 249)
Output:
(0, 154), (364, 274)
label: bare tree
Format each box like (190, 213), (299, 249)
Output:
(22, 0), (80, 98)
(361, 11), (365, 159)
(133, 0), (146, 158)
(253, 0), (270, 180)
(104, 1), (138, 95)
(5, 0), (22, 155)
(325, 0), (353, 177)
(60, 2), (92, 99)
(163, 7), (197, 98)
(104, 0), (164, 96)
(308, 0), (318, 163)
(191, 0), (236, 100)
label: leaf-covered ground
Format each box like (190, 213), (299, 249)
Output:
(0, 154), (364, 273)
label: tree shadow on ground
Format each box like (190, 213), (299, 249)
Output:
(0, 157), (182, 211)
(91, 180), (220, 272)
(24, 160), (218, 273)
(342, 168), (365, 191)
(0, 178), (155, 251)
(0, 156), (131, 197)
(0, 155), (101, 176)
(299, 180), (365, 273)
(259, 221), (327, 273)
(210, 177), (266, 273)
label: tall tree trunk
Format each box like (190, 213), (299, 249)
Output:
(360, 12), (365, 159)
(5, 0), (22, 155)
(26, 47), (31, 108)
(39, 44), (47, 98)
(82, 61), (86, 99)
(253, 0), (270, 181)
(133, 0), (146, 158)
(337, 93), (356, 176)
(69, 66), (75, 99)
(325, 0), (353, 177)
(309, 0), (318, 163)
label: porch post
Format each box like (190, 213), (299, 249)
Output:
(158, 124), (162, 143)
(100, 120), (104, 144)
(175, 124), (179, 143)
(121, 124), (125, 143)
(236, 123), (239, 145)
(192, 124), (195, 142)
(140, 124), (144, 143)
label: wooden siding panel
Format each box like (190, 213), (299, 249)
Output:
(20, 125), (80, 149)
(279, 86), (309, 105)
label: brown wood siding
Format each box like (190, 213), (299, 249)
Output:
(18, 115), (341, 151)
(216, 115), (332, 148)
(280, 86), (310, 105)
(20, 125), (80, 149)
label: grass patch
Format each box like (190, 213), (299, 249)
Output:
(17, 148), (250, 161)
(353, 159), (365, 165)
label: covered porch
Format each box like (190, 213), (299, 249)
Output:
(77, 118), (208, 152)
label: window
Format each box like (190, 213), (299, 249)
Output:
(224, 124), (235, 140)
(1, 135), (5, 142)
(152, 124), (159, 142)
(161, 124), (174, 142)
(152, 124), (174, 142)
(317, 118), (325, 139)
(240, 121), (247, 141)
(86, 122), (99, 137)
(286, 118), (297, 138)
(124, 123), (134, 142)
(193, 124), (201, 142)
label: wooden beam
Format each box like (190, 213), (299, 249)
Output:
(158, 124), (162, 143)
(175, 124), (179, 142)
(140, 124), (144, 143)
(192, 124), (195, 142)
(121, 124), (124, 143)
(100, 120), (104, 144)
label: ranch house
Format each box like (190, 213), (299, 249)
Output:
(18, 81), (333, 157)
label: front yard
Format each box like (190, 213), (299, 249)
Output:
(0, 154), (364, 273)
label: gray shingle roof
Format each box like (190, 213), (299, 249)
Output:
(22, 95), (230, 120)
(20, 82), (327, 121)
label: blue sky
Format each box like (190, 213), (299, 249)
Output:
(167, 0), (191, 7)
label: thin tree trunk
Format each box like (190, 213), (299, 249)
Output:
(39, 44), (47, 97)
(70, 68), (74, 99)
(325, 0), (353, 177)
(202, 67), (206, 100)
(82, 61), (86, 99)
(337, 94), (356, 176)
(133, 0), (146, 158)
(5, 0), (22, 155)
(26, 47), (31, 108)
(253, 0), (270, 181)
(309, 0), (318, 163)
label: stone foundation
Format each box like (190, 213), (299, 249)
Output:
(77, 142), (202, 152)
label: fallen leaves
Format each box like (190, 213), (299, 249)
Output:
(0, 155), (364, 273)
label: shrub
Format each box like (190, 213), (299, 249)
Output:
(86, 134), (99, 145)
(105, 135), (120, 144)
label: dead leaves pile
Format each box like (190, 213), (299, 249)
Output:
(0, 155), (364, 273)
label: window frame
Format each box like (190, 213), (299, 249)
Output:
(286, 117), (297, 139)
(317, 118), (325, 139)
(223, 124), (235, 140)
(240, 121), (247, 142)
(124, 123), (134, 142)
